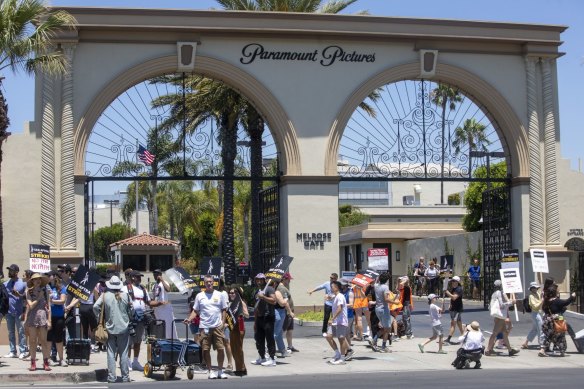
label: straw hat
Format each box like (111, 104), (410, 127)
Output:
(467, 321), (480, 332)
(27, 273), (49, 288)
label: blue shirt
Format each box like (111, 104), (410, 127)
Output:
(4, 278), (26, 316)
(468, 265), (481, 281)
(50, 285), (68, 318)
(313, 281), (334, 307)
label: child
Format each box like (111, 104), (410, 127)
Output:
(418, 294), (447, 354)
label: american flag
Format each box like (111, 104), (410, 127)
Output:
(137, 145), (155, 165)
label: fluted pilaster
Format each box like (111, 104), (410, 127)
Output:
(60, 44), (77, 249)
(40, 76), (57, 247)
(541, 58), (560, 244)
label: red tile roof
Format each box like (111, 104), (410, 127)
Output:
(110, 233), (179, 248)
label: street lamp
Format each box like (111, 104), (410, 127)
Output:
(104, 199), (120, 227)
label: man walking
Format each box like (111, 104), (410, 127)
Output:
(373, 272), (395, 352)
(186, 275), (229, 379)
(280, 272), (298, 353)
(250, 273), (277, 367)
(3, 264), (29, 359)
(308, 273), (338, 336)
(445, 276), (464, 344)
(326, 281), (350, 365)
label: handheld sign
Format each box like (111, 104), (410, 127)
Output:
(67, 265), (100, 301)
(529, 249), (549, 273)
(499, 268), (523, 321)
(29, 244), (50, 273)
(351, 269), (379, 289)
(199, 257), (223, 287)
(367, 248), (389, 271)
(440, 255), (454, 270)
(501, 249), (520, 269)
(166, 267), (198, 294)
(265, 255), (293, 282)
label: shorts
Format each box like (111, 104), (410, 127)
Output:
(375, 306), (392, 329)
(332, 324), (348, 338)
(283, 314), (294, 331)
(450, 310), (462, 322)
(432, 324), (444, 337)
(48, 316), (65, 343)
(131, 321), (146, 345)
(471, 280), (480, 289)
(200, 327), (225, 351)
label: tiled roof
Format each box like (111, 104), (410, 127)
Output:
(110, 233), (179, 248)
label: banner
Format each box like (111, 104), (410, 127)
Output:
(351, 269), (379, 288)
(529, 249), (549, 273)
(265, 255), (293, 282)
(67, 265), (100, 301)
(166, 267), (198, 294)
(29, 244), (50, 273)
(367, 248), (389, 271)
(501, 249), (520, 269)
(499, 268), (523, 294)
(199, 257), (223, 286)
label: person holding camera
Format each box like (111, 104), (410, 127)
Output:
(152, 269), (176, 340)
(94, 275), (134, 383)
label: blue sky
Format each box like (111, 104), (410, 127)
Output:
(2, 0), (583, 177)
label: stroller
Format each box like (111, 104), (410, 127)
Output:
(451, 347), (484, 369)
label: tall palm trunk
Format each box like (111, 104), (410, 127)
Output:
(247, 108), (264, 275)
(221, 110), (238, 284)
(0, 85), (9, 271)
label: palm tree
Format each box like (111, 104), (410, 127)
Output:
(0, 0), (75, 269)
(216, 0), (358, 13)
(431, 83), (462, 204)
(452, 118), (491, 177)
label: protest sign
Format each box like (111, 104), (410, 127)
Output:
(199, 257), (223, 286)
(499, 268), (523, 294)
(529, 249), (549, 273)
(351, 269), (379, 288)
(501, 249), (520, 269)
(166, 266), (198, 294)
(29, 244), (50, 273)
(440, 255), (454, 270)
(67, 265), (100, 301)
(367, 248), (389, 271)
(265, 255), (293, 282)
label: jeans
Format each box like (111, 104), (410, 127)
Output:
(107, 331), (130, 383)
(5, 314), (26, 354)
(526, 311), (543, 345)
(402, 304), (412, 336)
(274, 308), (287, 353)
(255, 316), (275, 359)
(321, 305), (333, 334)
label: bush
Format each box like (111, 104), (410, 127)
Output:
(296, 311), (324, 322)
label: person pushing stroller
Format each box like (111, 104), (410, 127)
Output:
(452, 321), (484, 369)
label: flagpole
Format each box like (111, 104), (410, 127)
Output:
(135, 139), (139, 235)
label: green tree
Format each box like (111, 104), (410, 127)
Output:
(0, 0), (75, 270)
(90, 223), (133, 262)
(431, 83), (462, 204)
(462, 161), (507, 231)
(339, 204), (368, 228)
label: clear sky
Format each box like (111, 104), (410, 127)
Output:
(2, 0), (583, 177)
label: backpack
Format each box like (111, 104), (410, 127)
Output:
(0, 283), (10, 316)
(523, 296), (532, 313)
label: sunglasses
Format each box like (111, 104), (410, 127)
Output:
(228, 292), (236, 295)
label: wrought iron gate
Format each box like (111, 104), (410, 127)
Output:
(259, 185), (280, 274)
(482, 185), (511, 309)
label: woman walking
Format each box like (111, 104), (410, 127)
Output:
(25, 273), (52, 371)
(521, 282), (543, 350)
(47, 275), (68, 366)
(539, 288), (576, 357)
(93, 275), (134, 383)
(485, 280), (519, 356)
(228, 286), (249, 376)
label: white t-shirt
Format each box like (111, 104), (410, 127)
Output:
(153, 281), (177, 339)
(193, 289), (228, 329)
(332, 293), (348, 326)
(459, 330), (485, 350)
(121, 284), (148, 315)
(429, 303), (442, 326)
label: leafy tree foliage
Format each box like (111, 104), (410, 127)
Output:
(339, 204), (368, 228)
(90, 223), (133, 262)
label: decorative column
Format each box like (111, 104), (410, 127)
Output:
(60, 44), (77, 249)
(40, 75), (57, 247)
(541, 58), (560, 245)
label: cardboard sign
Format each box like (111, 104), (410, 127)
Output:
(499, 268), (523, 294)
(67, 265), (100, 301)
(166, 267), (198, 294)
(529, 249), (549, 273)
(29, 244), (51, 273)
(351, 269), (379, 288)
(199, 257), (223, 287)
(265, 255), (293, 282)
(367, 248), (389, 271)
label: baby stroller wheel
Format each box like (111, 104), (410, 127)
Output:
(187, 367), (194, 380)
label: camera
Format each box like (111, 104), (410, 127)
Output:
(129, 322), (137, 337)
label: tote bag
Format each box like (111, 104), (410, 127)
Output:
(95, 303), (109, 343)
(489, 291), (505, 319)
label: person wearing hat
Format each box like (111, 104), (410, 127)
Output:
(24, 273), (52, 371)
(94, 275), (134, 383)
(3, 264), (29, 360)
(151, 269), (177, 340)
(250, 273), (277, 367)
(418, 293), (447, 354)
(281, 272), (299, 353)
(444, 276), (464, 344)
(398, 276), (414, 339)
(453, 321), (485, 369)
(521, 281), (544, 350)
(485, 280), (519, 356)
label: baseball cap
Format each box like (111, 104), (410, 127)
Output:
(452, 276), (461, 282)
(130, 270), (144, 277)
(57, 264), (72, 273)
(153, 269), (163, 274)
(529, 281), (541, 289)
(494, 279), (502, 287)
(6, 264), (19, 272)
(283, 272), (293, 280)
(427, 293), (437, 301)
(254, 273), (266, 279)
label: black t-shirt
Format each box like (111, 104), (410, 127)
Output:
(402, 286), (411, 306)
(450, 285), (464, 312)
(254, 286), (275, 319)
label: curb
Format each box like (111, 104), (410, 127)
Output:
(0, 369), (107, 384)
(294, 318), (321, 327)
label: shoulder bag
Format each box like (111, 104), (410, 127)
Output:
(95, 300), (109, 343)
(489, 291), (504, 319)
(553, 315), (568, 333)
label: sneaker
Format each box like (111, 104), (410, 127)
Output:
(18, 352), (30, 360)
(345, 349), (355, 361)
(371, 344), (380, 352)
(418, 344), (424, 353)
(495, 343), (507, 349)
(330, 357), (346, 365)
(49, 359), (60, 367)
(208, 370), (218, 379)
(379, 347), (391, 353)
(218, 369), (228, 379)
(91, 345), (100, 353)
(225, 364), (233, 372)
(251, 357), (267, 365)
(131, 360), (143, 371)
(278, 349), (292, 358)
(322, 332), (328, 338)
(261, 357), (276, 367)
(407, 334), (415, 339)
(287, 346), (300, 352)
(436, 350), (447, 354)
(127, 359), (133, 371)
(61, 359), (68, 367)
(3, 353), (16, 358)
(509, 348), (520, 356)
